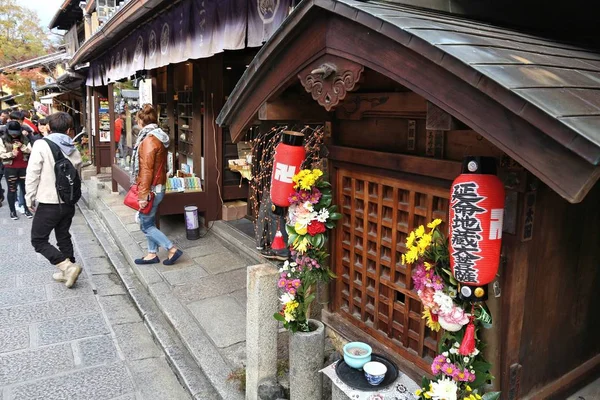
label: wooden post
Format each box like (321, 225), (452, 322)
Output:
(109, 83), (117, 192)
(203, 54), (224, 222)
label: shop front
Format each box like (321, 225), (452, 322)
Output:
(73, 0), (294, 222)
(217, 1), (600, 398)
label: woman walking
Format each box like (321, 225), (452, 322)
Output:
(0, 121), (33, 220)
(131, 104), (183, 265)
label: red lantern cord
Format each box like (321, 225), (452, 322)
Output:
(459, 305), (476, 356)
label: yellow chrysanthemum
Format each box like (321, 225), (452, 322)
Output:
(465, 386), (472, 392)
(424, 262), (433, 270)
(294, 237), (310, 253)
(415, 389), (422, 396)
(284, 301), (299, 322)
(427, 218), (442, 230)
(415, 225), (425, 238)
(312, 169), (323, 178)
(406, 231), (416, 248)
(422, 309), (441, 332)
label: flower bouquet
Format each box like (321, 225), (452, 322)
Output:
(406, 220), (500, 400)
(273, 169), (341, 332)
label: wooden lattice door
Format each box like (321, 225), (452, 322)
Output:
(333, 167), (449, 371)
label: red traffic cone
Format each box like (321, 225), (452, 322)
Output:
(459, 314), (476, 356)
(271, 221), (286, 250)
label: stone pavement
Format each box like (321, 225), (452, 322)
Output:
(84, 177), (268, 400)
(0, 182), (192, 400)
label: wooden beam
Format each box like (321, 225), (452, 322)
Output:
(258, 91), (330, 122)
(328, 145), (461, 181)
(335, 92), (427, 120)
(522, 353), (600, 400)
(426, 101), (457, 130)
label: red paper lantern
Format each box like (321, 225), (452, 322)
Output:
(270, 131), (305, 208)
(449, 159), (505, 291)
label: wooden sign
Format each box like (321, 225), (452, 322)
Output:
(407, 120), (416, 151)
(520, 191), (537, 241)
(425, 130), (444, 158)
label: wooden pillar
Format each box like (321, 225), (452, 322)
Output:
(500, 193), (531, 399)
(203, 54), (224, 222)
(92, 87), (101, 174)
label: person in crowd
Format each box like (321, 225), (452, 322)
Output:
(26, 112), (82, 288)
(131, 104), (183, 265)
(38, 118), (49, 137)
(0, 121), (33, 220)
(20, 110), (40, 134)
(0, 110), (9, 125)
(2, 112), (31, 213)
(115, 111), (125, 156)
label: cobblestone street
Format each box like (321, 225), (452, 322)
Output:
(0, 184), (191, 400)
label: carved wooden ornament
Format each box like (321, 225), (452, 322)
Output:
(298, 57), (364, 111)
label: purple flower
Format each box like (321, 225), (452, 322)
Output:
(308, 188), (322, 204)
(299, 190), (311, 202)
(288, 192), (301, 205)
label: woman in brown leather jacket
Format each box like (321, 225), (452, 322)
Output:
(131, 104), (183, 265)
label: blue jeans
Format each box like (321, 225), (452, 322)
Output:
(139, 191), (173, 254)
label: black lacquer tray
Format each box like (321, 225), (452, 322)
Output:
(335, 353), (399, 391)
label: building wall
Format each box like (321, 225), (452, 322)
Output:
(518, 181), (600, 398)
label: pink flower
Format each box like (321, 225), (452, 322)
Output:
(308, 188), (322, 204)
(431, 355), (446, 375)
(288, 192), (301, 205)
(432, 275), (444, 291)
(292, 279), (301, 288)
(438, 306), (469, 332)
(419, 287), (438, 311)
(278, 279), (286, 288)
(288, 288), (297, 296)
(441, 363), (456, 377)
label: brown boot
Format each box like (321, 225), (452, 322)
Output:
(54, 260), (71, 282)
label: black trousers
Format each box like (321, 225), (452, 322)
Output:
(31, 203), (76, 265)
(0, 164), (4, 201)
(5, 167), (28, 214)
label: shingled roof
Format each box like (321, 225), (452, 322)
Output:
(217, 0), (600, 203)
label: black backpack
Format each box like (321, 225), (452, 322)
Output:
(43, 138), (81, 206)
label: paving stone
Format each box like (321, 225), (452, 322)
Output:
(73, 244), (106, 259)
(0, 295), (100, 327)
(112, 322), (162, 361)
(0, 343), (74, 386)
(37, 313), (109, 346)
(77, 335), (119, 366)
(181, 236), (229, 258)
(230, 288), (247, 311)
(162, 265), (209, 286)
(98, 295), (142, 325)
(0, 286), (46, 308)
(0, 326), (29, 353)
(91, 273), (127, 296)
(0, 254), (53, 276)
(46, 280), (93, 300)
(220, 341), (247, 370)
(8, 362), (135, 400)
(129, 357), (191, 400)
(195, 252), (248, 275)
(16, 271), (85, 287)
(0, 276), (16, 290)
(187, 295), (246, 348)
(172, 268), (247, 304)
(81, 256), (113, 275)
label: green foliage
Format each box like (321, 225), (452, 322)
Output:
(0, 0), (53, 67)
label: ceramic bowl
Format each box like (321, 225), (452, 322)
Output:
(343, 342), (372, 370)
(363, 361), (387, 386)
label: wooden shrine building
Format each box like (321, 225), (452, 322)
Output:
(217, 0), (600, 398)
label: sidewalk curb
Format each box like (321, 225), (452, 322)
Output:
(77, 200), (220, 400)
(80, 181), (244, 400)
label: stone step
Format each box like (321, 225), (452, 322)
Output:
(79, 179), (243, 400)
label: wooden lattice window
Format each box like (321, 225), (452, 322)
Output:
(333, 167), (449, 371)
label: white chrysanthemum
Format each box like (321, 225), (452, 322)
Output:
(429, 377), (458, 400)
(433, 291), (454, 314)
(316, 209), (330, 223)
(280, 293), (295, 304)
(303, 201), (314, 212)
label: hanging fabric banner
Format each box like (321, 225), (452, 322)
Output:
(86, 0), (292, 86)
(247, 0), (293, 47)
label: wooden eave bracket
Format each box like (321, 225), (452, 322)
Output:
(298, 55), (364, 112)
